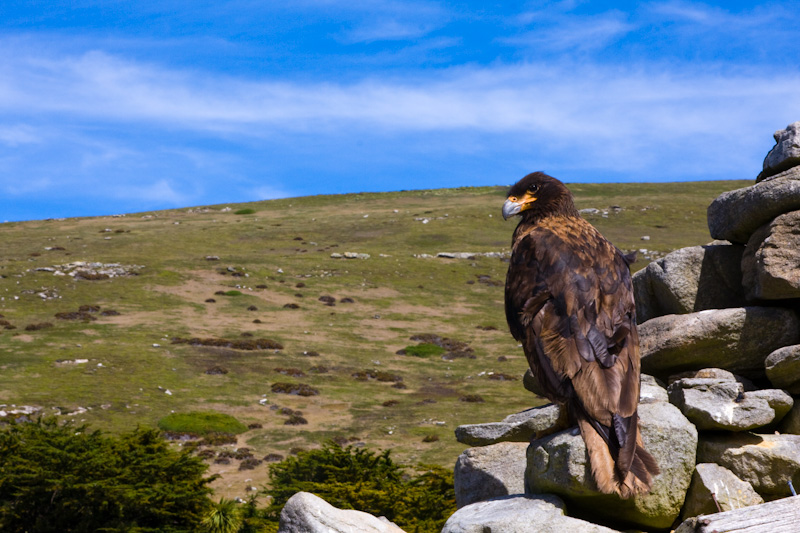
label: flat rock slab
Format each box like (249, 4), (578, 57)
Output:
(639, 307), (800, 380)
(442, 494), (620, 533)
(741, 210), (800, 300)
(697, 433), (800, 499)
(633, 244), (746, 323)
(278, 492), (406, 533)
(668, 377), (792, 431)
(454, 441), (529, 508)
(707, 165), (800, 243)
(758, 121), (800, 181)
(681, 463), (763, 521)
(766, 345), (800, 393)
(525, 401), (697, 530)
(454, 403), (561, 446)
(675, 494), (800, 533)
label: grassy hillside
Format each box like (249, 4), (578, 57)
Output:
(0, 180), (749, 498)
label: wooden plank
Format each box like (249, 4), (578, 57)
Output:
(675, 495), (800, 533)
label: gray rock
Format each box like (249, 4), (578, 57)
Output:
(454, 442), (529, 508)
(741, 210), (800, 300)
(633, 244), (746, 323)
(277, 492), (406, 533)
(442, 495), (620, 533)
(779, 397), (800, 434)
(746, 389), (794, 420)
(523, 368), (548, 398)
(667, 367), (751, 387)
(639, 307), (800, 380)
(525, 401), (697, 530)
(675, 495), (800, 533)
(766, 345), (800, 393)
(639, 374), (669, 404)
(697, 433), (800, 499)
(680, 463), (763, 521)
(668, 377), (792, 431)
(758, 121), (800, 181)
(454, 404), (561, 446)
(707, 165), (800, 243)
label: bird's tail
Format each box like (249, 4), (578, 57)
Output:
(577, 412), (659, 499)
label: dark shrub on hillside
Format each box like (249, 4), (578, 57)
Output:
(171, 337), (283, 350)
(274, 367), (306, 377)
(0, 418), (213, 532)
(239, 457), (263, 471)
(460, 394), (485, 403)
(201, 433), (238, 446)
(263, 441), (455, 532)
(54, 311), (96, 321)
(284, 414), (308, 426)
(488, 373), (518, 381)
(25, 322), (53, 331)
(271, 382), (318, 396)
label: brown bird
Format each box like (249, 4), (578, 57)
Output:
(502, 171), (659, 498)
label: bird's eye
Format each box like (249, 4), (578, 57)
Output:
(527, 184), (539, 194)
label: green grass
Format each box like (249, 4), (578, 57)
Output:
(0, 179), (750, 499)
(404, 343), (446, 358)
(157, 412), (248, 436)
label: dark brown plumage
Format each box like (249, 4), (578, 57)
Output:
(503, 171), (659, 498)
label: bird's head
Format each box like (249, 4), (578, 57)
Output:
(502, 172), (577, 220)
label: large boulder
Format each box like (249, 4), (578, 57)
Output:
(442, 494), (620, 533)
(525, 401), (697, 530)
(632, 244), (746, 323)
(779, 397), (800, 434)
(758, 121), (800, 181)
(277, 492), (406, 533)
(680, 463), (763, 521)
(455, 404), (561, 446)
(668, 377), (792, 431)
(454, 441), (529, 508)
(707, 165), (800, 243)
(766, 345), (800, 393)
(639, 307), (800, 380)
(741, 210), (800, 300)
(697, 433), (800, 499)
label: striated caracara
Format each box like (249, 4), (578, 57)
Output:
(502, 171), (659, 498)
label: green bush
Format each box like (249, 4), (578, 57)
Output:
(0, 418), (214, 532)
(234, 208), (256, 215)
(224, 290), (243, 296)
(158, 411), (248, 436)
(263, 441), (455, 532)
(403, 343), (446, 358)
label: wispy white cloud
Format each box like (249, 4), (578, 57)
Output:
(251, 184), (292, 201)
(0, 124), (41, 146)
(1, 42), (798, 177)
(108, 179), (191, 205)
(503, 13), (634, 52)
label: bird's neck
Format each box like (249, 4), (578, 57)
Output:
(512, 203), (581, 243)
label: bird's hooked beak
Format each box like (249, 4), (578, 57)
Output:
(502, 195), (535, 220)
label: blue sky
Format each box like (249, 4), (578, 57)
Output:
(1, 1), (799, 221)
